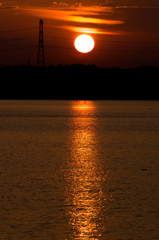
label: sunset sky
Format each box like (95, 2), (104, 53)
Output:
(0, 0), (159, 67)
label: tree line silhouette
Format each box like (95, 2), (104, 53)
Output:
(0, 64), (159, 99)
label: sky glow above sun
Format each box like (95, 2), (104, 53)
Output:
(74, 34), (95, 53)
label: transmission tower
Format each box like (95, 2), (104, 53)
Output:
(37, 19), (45, 67)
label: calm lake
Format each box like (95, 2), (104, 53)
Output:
(0, 100), (159, 240)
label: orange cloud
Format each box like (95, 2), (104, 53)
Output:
(22, 5), (124, 34)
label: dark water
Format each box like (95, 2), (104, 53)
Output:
(0, 100), (159, 240)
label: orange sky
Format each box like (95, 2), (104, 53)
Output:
(0, 0), (159, 67)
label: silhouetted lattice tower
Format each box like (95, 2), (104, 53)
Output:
(37, 19), (45, 66)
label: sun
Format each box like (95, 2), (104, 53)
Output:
(74, 34), (95, 53)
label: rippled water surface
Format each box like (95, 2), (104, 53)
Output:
(0, 100), (159, 240)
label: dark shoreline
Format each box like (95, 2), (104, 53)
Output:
(1, 64), (159, 100)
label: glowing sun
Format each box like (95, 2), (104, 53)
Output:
(74, 34), (95, 53)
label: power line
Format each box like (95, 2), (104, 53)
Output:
(45, 45), (72, 49)
(1, 44), (159, 52)
(0, 45), (37, 51)
(0, 27), (37, 33)
(0, 36), (37, 43)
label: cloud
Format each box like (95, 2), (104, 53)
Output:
(60, 25), (121, 35)
(0, 2), (19, 9)
(22, 5), (124, 35)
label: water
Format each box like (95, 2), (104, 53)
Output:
(0, 100), (159, 240)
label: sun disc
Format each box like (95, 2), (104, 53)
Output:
(74, 34), (95, 53)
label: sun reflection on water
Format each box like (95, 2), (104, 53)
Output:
(72, 100), (95, 110)
(65, 101), (105, 239)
